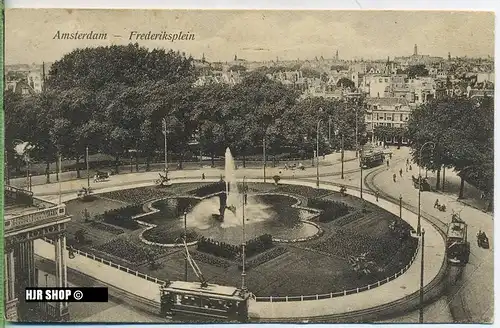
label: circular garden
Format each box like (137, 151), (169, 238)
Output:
(64, 181), (418, 297)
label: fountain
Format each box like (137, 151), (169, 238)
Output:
(144, 147), (321, 244)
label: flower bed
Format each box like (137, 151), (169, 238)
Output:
(94, 237), (164, 264)
(100, 187), (175, 204)
(189, 181), (226, 197)
(311, 229), (418, 280)
(274, 185), (331, 198)
(88, 221), (124, 235)
(94, 204), (143, 230)
(190, 250), (232, 268)
(238, 246), (288, 271)
(142, 225), (198, 244)
(308, 198), (353, 223)
(197, 234), (274, 260)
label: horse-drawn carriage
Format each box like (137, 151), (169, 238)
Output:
(94, 171), (110, 183)
(412, 175), (431, 191)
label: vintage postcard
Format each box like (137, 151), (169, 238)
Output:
(3, 9), (494, 324)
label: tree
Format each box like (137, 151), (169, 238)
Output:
(404, 64), (429, 79)
(407, 96), (493, 198)
(337, 77), (355, 90)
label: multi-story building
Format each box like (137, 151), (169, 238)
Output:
(364, 97), (411, 144)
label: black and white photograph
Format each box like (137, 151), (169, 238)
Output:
(3, 8), (494, 324)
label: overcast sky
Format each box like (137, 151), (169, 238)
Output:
(4, 9), (495, 65)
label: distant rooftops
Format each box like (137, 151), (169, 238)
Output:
(365, 97), (410, 107)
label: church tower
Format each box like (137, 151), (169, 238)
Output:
(448, 52), (451, 61)
(335, 50), (339, 61)
(413, 44), (418, 56)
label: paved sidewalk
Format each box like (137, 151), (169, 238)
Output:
(33, 178), (445, 320)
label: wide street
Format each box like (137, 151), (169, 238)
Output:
(25, 146), (492, 323)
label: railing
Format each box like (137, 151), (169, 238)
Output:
(254, 238), (420, 302)
(42, 237), (167, 286)
(5, 204), (66, 231)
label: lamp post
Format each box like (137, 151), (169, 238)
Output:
(328, 116), (332, 143)
(419, 229), (426, 323)
(316, 119), (322, 188)
(359, 158), (363, 199)
(86, 146), (90, 188)
(399, 194), (402, 220)
(241, 176), (247, 291)
(355, 106), (359, 158)
(417, 141), (435, 235)
(162, 118), (169, 180)
(263, 136), (266, 183)
(183, 211), (188, 281)
(44, 273), (49, 287)
(341, 133), (345, 179)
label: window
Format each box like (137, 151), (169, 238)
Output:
(384, 78), (389, 83)
(379, 78), (382, 83)
(400, 114), (403, 121)
(22, 88), (29, 95)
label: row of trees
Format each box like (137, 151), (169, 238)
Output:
(5, 43), (366, 180)
(406, 96), (494, 210)
(373, 125), (407, 144)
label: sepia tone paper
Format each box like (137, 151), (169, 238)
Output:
(3, 9), (494, 324)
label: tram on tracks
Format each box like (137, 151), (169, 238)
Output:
(160, 240), (250, 322)
(160, 281), (250, 322)
(446, 213), (470, 265)
(360, 144), (385, 168)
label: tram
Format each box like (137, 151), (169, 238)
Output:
(160, 281), (250, 322)
(446, 215), (470, 265)
(160, 240), (250, 322)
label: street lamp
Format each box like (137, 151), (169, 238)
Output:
(44, 273), (49, 287)
(355, 106), (359, 158)
(162, 118), (169, 180)
(417, 141), (435, 235)
(316, 119), (322, 188)
(341, 133), (345, 179)
(183, 211), (188, 281)
(241, 176), (247, 291)
(86, 146), (90, 188)
(399, 194), (402, 220)
(263, 136), (266, 183)
(419, 228), (426, 323)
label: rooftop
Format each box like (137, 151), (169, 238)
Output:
(365, 97), (410, 107)
(165, 281), (242, 298)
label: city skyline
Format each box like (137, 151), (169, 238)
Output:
(5, 9), (495, 65)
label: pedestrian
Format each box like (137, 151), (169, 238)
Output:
(375, 191), (379, 202)
(387, 160), (390, 168)
(389, 153), (392, 159)
(409, 164), (412, 171)
(399, 168), (403, 177)
(406, 158), (409, 165)
(202, 173), (205, 180)
(405, 164), (408, 172)
(393, 173), (397, 182)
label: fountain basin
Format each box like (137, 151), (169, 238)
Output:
(139, 193), (322, 245)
